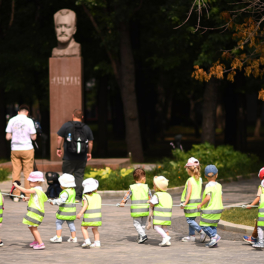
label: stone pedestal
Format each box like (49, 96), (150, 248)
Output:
(49, 57), (83, 161)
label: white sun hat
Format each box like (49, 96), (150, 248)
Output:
(83, 178), (99, 193)
(58, 173), (76, 188)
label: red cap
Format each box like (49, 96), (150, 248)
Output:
(258, 168), (264, 180)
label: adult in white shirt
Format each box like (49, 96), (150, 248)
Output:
(5, 105), (37, 198)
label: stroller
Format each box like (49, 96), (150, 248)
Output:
(45, 172), (62, 198)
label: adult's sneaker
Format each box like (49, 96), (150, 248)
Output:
(181, 236), (195, 242)
(200, 230), (207, 243)
(67, 237), (77, 243)
(159, 236), (171, 246)
(252, 242), (264, 248)
(243, 236), (257, 245)
(138, 235), (148, 244)
(50, 235), (62, 243)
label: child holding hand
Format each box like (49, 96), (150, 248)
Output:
(197, 165), (223, 248)
(77, 178), (102, 248)
(13, 171), (47, 250)
(119, 168), (152, 244)
(149, 176), (173, 247)
(181, 157), (206, 242)
(246, 167), (264, 248)
(50, 173), (77, 243)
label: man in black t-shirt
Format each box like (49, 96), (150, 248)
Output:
(57, 109), (94, 201)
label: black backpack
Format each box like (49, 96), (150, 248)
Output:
(66, 121), (88, 154)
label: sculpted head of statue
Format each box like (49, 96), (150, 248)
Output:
(52, 9), (81, 57)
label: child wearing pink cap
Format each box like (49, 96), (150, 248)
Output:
(13, 171), (47, 250)
(180, 157), (206, 243)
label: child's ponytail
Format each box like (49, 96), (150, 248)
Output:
(186, 165), (201, 180)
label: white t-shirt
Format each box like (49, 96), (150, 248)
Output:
(6, 114), (36, 150)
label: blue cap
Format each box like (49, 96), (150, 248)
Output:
(205, 165), (218, 177)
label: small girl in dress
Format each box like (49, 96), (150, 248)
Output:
(77, 178), (102, 248)
(13, 171), (47, 250)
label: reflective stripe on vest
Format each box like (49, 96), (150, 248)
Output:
(56, 189), (76, 221)
(153, 192), (173, 226)
(181, 177), (202, 217)
(0, 192), (3, 223)
(27, 206), (45, 217)
(199, 183), (223, 227)
(258, 187), (264, 227)
(82, 193), (102, 227)
(130, 184), (149, 218)
(23, 188), (47, 226)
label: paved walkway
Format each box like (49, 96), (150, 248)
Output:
(0, 176), (262, 263)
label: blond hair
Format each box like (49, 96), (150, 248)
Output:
(186, 165), (201, 181)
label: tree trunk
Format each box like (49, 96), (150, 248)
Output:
(236, 93), (247, 151)
(97, 76), (108, 157)
(254, 100), (262, 138)
(201, 78), (218, 145)
(119, 22), (144, 162)
(0, 87), (8, 158)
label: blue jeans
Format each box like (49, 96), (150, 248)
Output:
(56, 219), (76, 232)
(201, 226), (217, 238)
(186, 217), (202, 236)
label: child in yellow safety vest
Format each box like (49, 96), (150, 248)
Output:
(119, 168), (152, 244)
(246, 167), (264, 249)
(49, 173), (77, 243)
(149, 176), (173, 247)
(181, 157), (207, 243)
(197, 165), (223, 248)
(13, 171), (47, 250)
(77, 178), (102, 248)
(0, 190), (4, 247)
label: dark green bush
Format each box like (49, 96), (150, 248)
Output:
(0, 167), (10, 182)
(84, 143), (260, 190)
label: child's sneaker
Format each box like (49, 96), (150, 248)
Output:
(90, 242), (101, 248)
(33, 243), (45, 250)
(67, 237), (77, 243)
(243, 236), (257, 245)
(159, 236), (171, 246)
(0, 241), (3, 247)
(50, 235), (62, 243)
(29, 241), (38, 248)
(181, 236), (195, 242)
(207, 234), (221, 248)
(138, 235), (148, 244)
(82, 239), (91, 248)
(252, 242), (264, 248)
(200, 230), (207, 243)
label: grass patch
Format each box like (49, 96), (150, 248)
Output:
(221, 207), (258, 227)
(0, 167), (10, 182)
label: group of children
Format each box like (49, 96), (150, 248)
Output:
(0, 156), (264, 250)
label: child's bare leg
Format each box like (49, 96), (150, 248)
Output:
(92, 227), (100, 241)
(28, 226), (37, 241)
(81, 226), (89, 240)
(56, 229), (62, 237)
(31, 227), (43, 244)
(71, 231), (76, 238)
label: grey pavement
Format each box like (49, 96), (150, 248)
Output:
(0, 176), (262, 263)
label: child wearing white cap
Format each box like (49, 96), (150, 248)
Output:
(50, 173), (77, 243)
(13, 171), (47, 250)
(77, 178), (102, 248)
(149, 176), (173, 246)
(180, 157), (206, 243)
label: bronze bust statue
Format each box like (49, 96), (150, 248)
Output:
(52, 9), (81, 57)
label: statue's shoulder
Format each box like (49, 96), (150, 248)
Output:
(52, 43), (81, 57)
